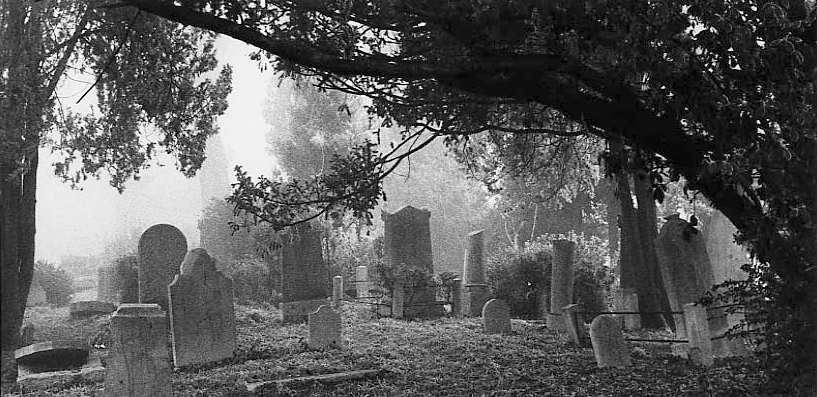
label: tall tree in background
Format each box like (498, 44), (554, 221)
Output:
(129, 1), (817, 391)
(0, 1), (231, 349)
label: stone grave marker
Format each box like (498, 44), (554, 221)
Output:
(114, 255), (140, 303)
(280, 222), (331, 323)
(27, 281), (47, 307)
(105, 304), (171, 397)
(482, 299), (512, 334)
(69, 301), (116, 319)
(683, 303), (714, 366)
(137, 224), (187, 309)
(168, 248), (236, 367)
(621, 288), (641, 331)
(589, 315), (631, 368)
(332, 276), (343, 308)
(308, 305), (342, 349)
(355, 265), (370, 298)
(97, 265), (117, 303)
(383, 206), (441, 317)
(15, 341), (89, 372)
(549, 240), (575, 331)
(461, 230), (490, 317)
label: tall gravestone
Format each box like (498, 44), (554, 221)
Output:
(137, 224), (187, 309)
(655, 214), (724, 338)
(168, 248), (236, 367)
(548, 240), (576, 331)
(280, 222), (331, 323)
(461, 230), (490, 317)
(105, 304), (171, 397)
(382, 206), (441, 318)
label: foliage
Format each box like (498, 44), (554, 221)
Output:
(372, 258), (434, 300)
(323, 224), (381, 281)
(486, 244), (550, 317)
(199, 198), (262, 262)
(220, 258), (280, 305)
(32, 261), (73, 307)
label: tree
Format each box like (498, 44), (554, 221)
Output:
(0, 1), (231, 349)
(123, 1), (817, 391)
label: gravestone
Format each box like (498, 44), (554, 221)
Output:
(548, 240), (575, 331)
(280, 222), (331, 323)
(589, 315), (631, 368)
(115, 255), (140, 303)
(168, 248), (236, 367)
(137, 224), (187, 309)
(621, 288), (641, 331)
(683, 303), (713, 366)
(69, 301), (117, 319)
(383, 206), (441, 317)
(482, 299), (512, 334)
(655, 215), (721, 337)
(308, 305), (342, 349)
(355, 265), (370, 298)
(15, 341), (89, 372)
(27, 281), (47, 307)
(392, 283), (404, 319)
(461, 230), (490, 317)
(332, 276), (343, 308)
(97, 265), (117, 303)
(105, 304), (171, 397)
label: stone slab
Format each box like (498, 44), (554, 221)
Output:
(16, 356), (104, 392)
(589, 315), (631, 368)
(280, 223), (331, 304)
(482, 299), (512, 334)
(308, 305), (342, 349)
(69, 301), (117, 318)
(245, 369), (383, 393)
(15, 341), (89, 371)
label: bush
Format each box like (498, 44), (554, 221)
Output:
(221, 258), (280, 305)
(33, 260), (74, 306)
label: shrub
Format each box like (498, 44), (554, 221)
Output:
(221, 257), (279, 305)
(33, 260), (74, 306)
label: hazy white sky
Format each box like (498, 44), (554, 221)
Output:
(35, 36), (276, 264)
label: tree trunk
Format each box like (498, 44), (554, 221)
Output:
(633, 167), (673, 331)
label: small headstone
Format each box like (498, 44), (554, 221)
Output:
(105, 304), (171, 397)
(549, 240), (575, 331)
(392, 283), (404, 319)
(137, 224), (188, 309)
(589, 315), (631, 368)
(280, 222), (331, 323)
(621, 289), (641, 331)
(683, 303), (713, 366)
(168, 248), (236, 367)
(482, 299), (512, 334)
(450, 278), (462, 316)
(69, 301), (117, 319)
(332, 276), (343, 308)
(15, 341), (89, 372)
(27, 281), (47, 307)
(355, 266), (369, 298)
(308, 305), (342, 349)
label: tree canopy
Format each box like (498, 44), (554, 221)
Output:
(112, 0), (815, 391)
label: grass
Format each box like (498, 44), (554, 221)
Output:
(1, 303), (768, 396)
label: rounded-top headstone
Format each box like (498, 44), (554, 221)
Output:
(589, 315), (631, 368)
(138, 224), (187, 308)
(482, 298), (512, 334)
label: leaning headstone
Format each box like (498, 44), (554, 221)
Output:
(548, 240), (575, 331)
(137, 224), (187, 309)
(26, 281), (47, 307)
(589, 315), (631, 368)
(355, 266), (370, 298)
(332, 276), (343, 308)
(683, 303), (713, 366)
(168, 248), (236, 367)
(461, 230), (490, 317)
(655, 214), (719, 338)
(382, 206), (441, 318)
(482, 299), (512, 334)
(308, 305), (342, 349)
(280, 222), (331, 323)
(69, 301), (117, 319)
(105, 304), (171, 397)
(562, 304), (588, 346)
(621, 288), (641, 331)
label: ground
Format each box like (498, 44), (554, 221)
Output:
(1, 303), (768, 396)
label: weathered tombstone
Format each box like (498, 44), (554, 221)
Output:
(15, 341), (89, 372)
(683, 303), (713, 366)
(654, 215), (719, 338)
(308, 305), (342, 349)
(69, 301), (117, 319)
(562, 304), (588, 346)
(548, 240), (575, 331)
(97, 265), (117, 303)
(26, 281), (47, 307)
(115, 255), (139, 303)
(280, 222), (331, 323)
(168, 248), (236, 367)
(621, 288), (641, 331)
(105, 304), (171, 397)
(392, 283), (404, 319)
(450, 278), (462, 316)
(332, 276), (343, 308)
(382, 206), (441, 318)
(589, 315), (631, 368)
(355, 266), (370, 298)
(461, 230), (490, 317)
(482, 299), (512, 334)
(137, 224), (187, 309)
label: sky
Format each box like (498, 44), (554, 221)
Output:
(35, 36), (276, 265)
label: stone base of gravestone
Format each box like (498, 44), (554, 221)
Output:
(16, 356), (105, 393)
(15, 341), (89, 372)
(308, 306), (343, 349)
(461, 284), (490, 317)
(482, 299), (512, 334)
(69, 301), (117, 319)
(589, 315), (631, 368)
(105, 304), (171, 397)
(281, 298), (332, 323)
